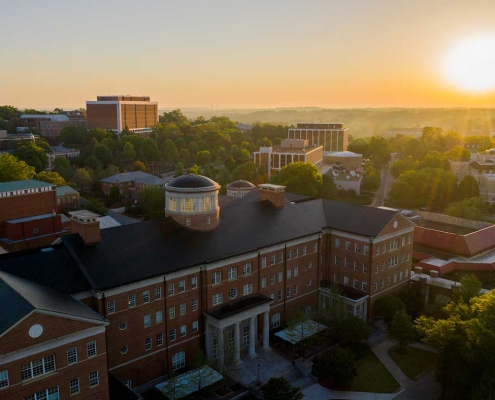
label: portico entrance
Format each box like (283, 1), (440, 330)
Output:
(203, 295), (272, 366)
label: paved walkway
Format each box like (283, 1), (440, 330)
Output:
(372, 340), (412, 389)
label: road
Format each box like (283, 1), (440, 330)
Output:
(372, 161), (394, 207)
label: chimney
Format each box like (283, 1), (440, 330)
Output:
(258, 184), (285, 208)
(69, 210), (101, 245)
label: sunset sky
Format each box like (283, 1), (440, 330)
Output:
(3, 0), (495, 109)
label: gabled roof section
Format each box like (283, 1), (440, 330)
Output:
(0, 271), (105, 335)
(100, 171), (150, 184)
(56, 186), (79, 196)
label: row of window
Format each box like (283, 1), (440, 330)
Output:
(169, 299), (199, 319)
(212, 282), (253, 306)
(333, 274), (369, 292)
(212, 263), (252, 285)
(334, 256), (368, 272)
(261, 243), (316, 267)
(168, 195), (215, 213)
(69, 371), (99, 396)
(372, 269), (409, 291)
(334, 235), (411, 255)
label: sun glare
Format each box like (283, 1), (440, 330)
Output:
(444, 36), (495, 92)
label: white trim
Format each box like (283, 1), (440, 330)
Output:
(71, 291), (94, 301)
(0, 326), (105, 365)
(104, 276), (164, 297)
(330, 230), (372, 242)
(36, 310), (107, 326)
(116, 103), (122, 133)
(165, 266), (202, 281)
(0, 312), (34, 339)
(373, 227), (415, 244)
(205, 253), (258, 271)
(203, 302), (271, 330)
(375, 214), (416, 239)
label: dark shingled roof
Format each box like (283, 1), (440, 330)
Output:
(295, 199), (398, 237)
(166, 174), (217, 189)
(205, 295), (272, 320)
(0, 271), (105, 335)
(62, 200), (320, 291)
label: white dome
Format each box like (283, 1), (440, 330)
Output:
(330, 151), (362, 158)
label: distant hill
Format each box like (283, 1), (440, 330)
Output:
(163, 107), (495, 138)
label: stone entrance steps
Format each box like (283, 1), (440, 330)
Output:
(283, 367), (315, 390)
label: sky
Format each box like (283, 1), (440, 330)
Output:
(3, 0), (495, 109)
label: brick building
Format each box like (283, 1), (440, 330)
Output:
(0, 180), (67, 252)
(56, 186), (80, 214)
(287, 123), (349, 157)
(0, 175), (413, 396)
(100, 171), (166, 198)
(86, 95), (158, 136)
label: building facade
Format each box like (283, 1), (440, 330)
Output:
(287, 123), (349, 156)
(86, 95), (158, 136)
(100, 171), (166, 198)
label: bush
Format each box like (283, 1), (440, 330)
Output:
(312, 346), (357, 386)
(348, 342), (370, 360)
(373, 296), (406, 321)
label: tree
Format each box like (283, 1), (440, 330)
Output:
(337, 315), (371, 345)
(416, 290), (495, 399)
(85, 197), (108, 215)
(34, 171), (66, 186)
(84, 155), (100, 170)
(271, 162), (323, 196)
(402, 138), (428, 160)
(0, 153), (35, 182)
(162, 139), (179, 163)
(196, 150), (211, 166)
(390, 158), (419, 179)
(368, 136), (391, 167)
(93, 143), (113, 167)
(54, 156), (70, 172)
(444, 197), (488, 221)
(444, 146), (470, 162)
(452, 273), (482, 304)
(256, 137), (273, 147)
(136, 187), (165, 219)
(13, 142), (48, 172)
(318, 174), (338, 200)
(312, 346), (357, 386)
(71, 168), (93, 191)
(174, 162), (185, 178)
(122, 142), (136, 162)
(187, 350), (218, 397)
(387, 310), (414, 347)
(373, 296), (406, 321)
(361, 164), (380, 191)
(261, 377), (303, 400)
(457, 175), (479, 200)
(189, 164), (200, 175)
(131, 160), (146, 172)
(108, 186), (121, 204)
(347, 138), (370, 156)
(232, 161), (259, 182)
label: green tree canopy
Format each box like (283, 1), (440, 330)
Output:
(71, 168), (93, 191)
(452, 273), (482, 304)
(271, 162), (323, 196)
(232, 161), (259, 182)
(85, 197), (108, 215)
(444, 197), (488, 221)
(373, 296), (406, 321)
(136, 187), (165, 219)
(402, 137), (428, 160)
(131, 160), (147, 172)
(195, 150), (211, 166)
(122, 142), (136, 162)
(390, 158), (419, 179)
(93, 143), (113, 167)
(261, 377), (303, 400)
(337, 315), (371, 345)
(84, 155), (100, 170)
(162, 139), (179, 163)
(387, 310), (414, 347)
(13, 142), (47, 172)
(312, 346), (357, 386)
(174, 162), (185, 177)
(0, 153), (36, 181)
(34, 171), (66, 186)
(318, 174), (338, 200)
(457, 175), (479, 200)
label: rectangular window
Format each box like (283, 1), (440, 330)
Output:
(261, 277), (267, 288)
(313, 242), (318, 252)
(382, 244), (387, 253)
(363, 263), (368, 273)
(375, 265), (379, 273)
(155, 287), (162, 300)
(400, 271), (403, 280)
(382, 262), (385, 271)
(243, 263), (252, 275)
(144, 314), (151, 328)
(87, 341), (97, 358)
(381, 279), (384, 288)
(287, 250), (292, 260)
(180, 303), (186, 316)
(364, 245), (369, 255)
(191, 276), (198, 289)
(179, 280), (186, 292)
(107, 300), (115, 314)
(344, 276), (349, 285)
(375, 246), (380, 255)
(406, 268), (409, 277)
(335, 238), (341, 247)
(69, 378), (80, 395)
(294, 266), (299, 277)
(353, 279), (359, 289)
(156, 310), (163, 323)
(67, 347), (77, 365)
(362, 282), (368, 291)
(279, 252), (283, 262)
(169, 306), (175, 319)
(180, 325), (187, 337)
(408, 234), (411, 244)
(243, 283), (253, 295)
(89, 370), (99, 388)
(374, 282), (378, 292)
(334, 273), (339, 282)
(277, 290), (282, 300)
(192, 299), (198, 311)
(172, 351), (185, 370)
(212, 293), (223, 306)
(271, 313), (280, 328)
(406, 252), (410, 261)
(143, 290), (150, 303)
(212, 271), (221, 285)
(0, 370), (8, 389)
(294, 248), (299, 258)
(270, 293), (275, 300)
(387, 277), (391, 286)
(294, 284), (298, 295)
(287, 269), (291, 279)
(344, 258), (350, 268)
(354, 261), (360, 271)
(228, 266), (237, 280)
(170, 329), (176, 341)
(345, 241), (351, 250)
(394, 273), (397, 283)
(271, 255), (276, 265)
(286, 287), (291, 298)
(402, 237), (406, 246)
(400, 254), (404, 263)
(192, 320), (199, 332)
(145, 338), (152, 351)
(302, 245), (307, 255)
(128, 294), (136, 308)
(168, 283), (175, 296)
(157, 333), (164, 346)
(335, 255), (340, 265)
(261, 257), (267, 268)
(21, 355), (57, 381)
(355, 243), (360, 253)
(270, 274), (275, 285)
(278, 272), (283, 282)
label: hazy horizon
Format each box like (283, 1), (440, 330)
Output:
(4, 0), (495, 109)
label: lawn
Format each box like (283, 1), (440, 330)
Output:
(388, 346), (437, 380)
(349, 351), (401, 393)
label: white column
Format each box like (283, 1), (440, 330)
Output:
(234, 322), (241, 363)
(263, 311), (270, 350)
(218, 328), (225, 367)
(249, 316), (256, 357)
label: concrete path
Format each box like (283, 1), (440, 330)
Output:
(392, 370), (441, 400)
(303, 383), (400, 400)
(372, 340), (413, 390)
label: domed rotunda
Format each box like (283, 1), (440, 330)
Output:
(226, 180), (256, 198)
(165, 175), (221, 231)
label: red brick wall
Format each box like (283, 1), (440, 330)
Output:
(2, 215), (62, 241)
(87, 104), (118, 130)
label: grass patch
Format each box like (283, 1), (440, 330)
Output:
(349, 351), (401, 393)
(388, 346), (437, 380)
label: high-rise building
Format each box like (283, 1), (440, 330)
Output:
(288, 123), (349, 157)
(86, 95), (158, 136)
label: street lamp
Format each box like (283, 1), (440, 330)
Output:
(258, 363), (261, 387)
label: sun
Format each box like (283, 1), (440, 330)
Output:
(444, 36), (495, 92)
